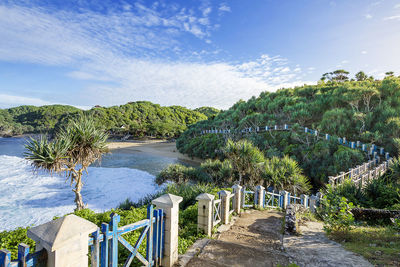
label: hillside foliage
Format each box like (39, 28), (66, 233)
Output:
(0, 101), (215, 138)
(177, 76), (400, 187)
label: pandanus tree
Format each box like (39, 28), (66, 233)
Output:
(24, 116), (108, 211)
(223, 139), (265, 185)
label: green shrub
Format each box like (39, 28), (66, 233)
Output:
(0, 227), (36, 260)
(363, 178), (400, 209)
(319, 185), (355, 234)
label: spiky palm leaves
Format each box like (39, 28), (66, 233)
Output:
(25, 116), (108, 210)
(262, 155), (311, 194)
(224, 139), (265, 185)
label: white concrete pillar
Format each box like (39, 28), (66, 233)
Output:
(232, 184), (242, 214)
(301, 194), (309, 208)
(283, 191), (289, 209)
(255, 185), (265, 208)
(309, 196), (317, 212)
(27, 214), (97, 267)
(152, 194), (183, 267)
(218, 190), (231, 224)
(195, 193), (214, 237)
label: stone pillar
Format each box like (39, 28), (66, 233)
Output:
(218, 190), (231, 224)
(283, 191), (289, 209)
(152, 194), (183, 267)
(309, 195), (317, 212)
(232, 184), (242, 214)
(300, 194), (308, 208)
(27, 214), (97, 267)
(195, 193), (214, 237)
(255, 185), (265, 208)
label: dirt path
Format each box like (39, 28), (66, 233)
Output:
(283, 221), (373, 267)
(183, 210), (373, 267)
(185, 210), (290, 267)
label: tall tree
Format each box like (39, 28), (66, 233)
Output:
(25, 116), (109, 210)
(355, 71), (367, 81)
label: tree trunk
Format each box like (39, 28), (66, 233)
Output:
(73, 174), (85, 211)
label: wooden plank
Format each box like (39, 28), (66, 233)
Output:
(110, 213), (120, 267)
(90, 228), (100, 267)
(118, 219), (150, 235)
(100, 223), (109, 267)
(0, 249), (11, 267)
(146, 205), (154, 267)
(17, 243), (29, 267)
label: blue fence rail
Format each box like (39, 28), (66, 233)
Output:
(263, 190), (282, 209)
(88, 204), (164, 267)
(0, 246), (47, 267)
(242, 189), (256, 208)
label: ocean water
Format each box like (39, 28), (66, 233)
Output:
(0, 137), (181, 231)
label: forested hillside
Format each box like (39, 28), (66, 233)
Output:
(177, 74), (400, 187)
(0, 101), (215, 138)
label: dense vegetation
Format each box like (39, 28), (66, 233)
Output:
(0, 183), (227, 263)
(177, 74), (400, 188)
(0, 101), (216, 139)
(156, 139), (311, 194)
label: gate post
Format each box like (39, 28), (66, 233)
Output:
(27, 214), (97, 267)
(218, 190), (231, 224)
(152, 194), (183, 267)
(232, 184), (242, 214)
(255, 185), (265, 208)
(195, 193), (215, 236)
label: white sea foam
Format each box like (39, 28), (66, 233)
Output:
(0, 155), (159, 231)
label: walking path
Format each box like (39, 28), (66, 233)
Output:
(182, 210), (372, 267)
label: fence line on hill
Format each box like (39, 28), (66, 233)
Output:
(199, 124), (393, 188)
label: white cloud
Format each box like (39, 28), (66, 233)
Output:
(219, 4), (231, 12)
(0, 94), (52, 108)
(341, 60), (349, 64)
(361, 50), (368, 54)
(395, 4), (400, 8)
(365, 14), (373, 19)
(0, 2), (311, 109)
(383, 15), (400, 21)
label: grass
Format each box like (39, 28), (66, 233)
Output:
(329, 226), (400, 266)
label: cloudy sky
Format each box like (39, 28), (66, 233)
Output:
(0, 0), (400, 109)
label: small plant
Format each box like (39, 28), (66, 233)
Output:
(319, 185), (355, 234)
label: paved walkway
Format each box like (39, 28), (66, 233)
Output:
(185, 210), (290, 267)
(183, 210), (372, 267)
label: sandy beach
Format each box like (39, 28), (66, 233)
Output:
(107, 140), (203, 165)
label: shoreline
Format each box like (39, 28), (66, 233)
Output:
(107, 140), (203, 165)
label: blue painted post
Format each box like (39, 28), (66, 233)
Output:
(146, 205), (154, 266)
(279, 191), (285, 208)
(157, 209), (163, 266)
(274, 125), (278, 130)
(304, 127), (308, 133)
(338, 138), (342, 144)
(357, 141), (360, 147)
(18, 243), (29, 267)
(351, 142), (355, 149)
(343, 137), (346, 144)
(380, 147), (384, 155)
(315, 130), (318, 136)
(100, 223), (109, 267)
(109, 213), (120, 267)
(265, 126), (269, 131)
(287, 192), (291, 205)
(0, 249), (11, 267)
(284, 124), (288, 130)
(386, 152), (390, 160)
(152, 209), (159, 264)
(326, 134), (329, 140)
(91, 228), (100, 267)
(256, 127), (260, 132)
(362, 144), (366, 151)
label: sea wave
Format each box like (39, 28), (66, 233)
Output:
(0, 155), (159, 231)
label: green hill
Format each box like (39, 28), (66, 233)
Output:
(0, 101), (215, 138)
(176, 76), (400, 187)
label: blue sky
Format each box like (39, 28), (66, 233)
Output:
(0, 0), (399, 109)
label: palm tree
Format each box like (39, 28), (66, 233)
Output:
(223, 139), (265, 185)
(262, 155), (311, 194)
(25, 116), (108, 211)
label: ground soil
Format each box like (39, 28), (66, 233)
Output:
(184, 210), (373, 267)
